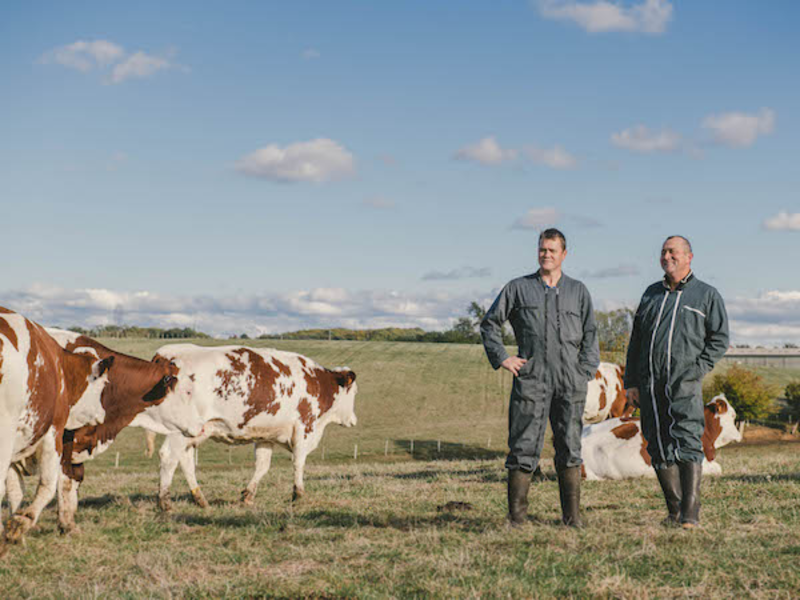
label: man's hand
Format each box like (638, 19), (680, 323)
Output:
(625, 387), (640, 410)
(501, 356), (527, 377)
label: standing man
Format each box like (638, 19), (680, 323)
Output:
(481, 228), (599, 527)
(624, 236), (729, 529)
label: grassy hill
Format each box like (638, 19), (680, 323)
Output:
(2, 339), (799, 597)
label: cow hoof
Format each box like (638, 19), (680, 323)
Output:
(241, 490), (255, 506)
(158, 495), (173, 512)
(58, 522), (79, 536)
(191, 488), (209, 509)
(291, 488), (305, 503)
(4, 514), (35, 544)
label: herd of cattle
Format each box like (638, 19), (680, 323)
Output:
(0, 306), (741, 549)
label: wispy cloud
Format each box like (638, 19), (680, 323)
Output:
(536, 0), (673, 35)
(512, 207), (561, 230)
(727, 290), (800, 345)
(611, 125), (681, 153)
(235, 138), (356, 183)
(39, 39), (185, 84)
(763, 211), (800, 231)
(454, 136), (517, 165)
(582, 264), (640, 278)
(302, 48), (321, 60)
(524, 145), (578, 169)
(702, 108), (775, 148)
(421, 267), (492, 281)
(0, 284), (484, 338)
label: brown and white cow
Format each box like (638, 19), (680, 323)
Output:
(583, 362), (632, 424)
(580, 395), (741, 480)
(0, 308), (113, 543)
(40, 329), (179, 531)
(134, 344), (357, 510)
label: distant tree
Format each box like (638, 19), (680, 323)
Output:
(594, 308), (634, 353)
(240, 333), (249, 340)
(784, 343), (799, 349)
(468, 302), (487, 328)
(785, 381), (800, 417)
(705, 365), (777, 421)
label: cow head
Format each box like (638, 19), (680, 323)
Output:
(330, 367), (358, 427)
(702, 394), (742, 462)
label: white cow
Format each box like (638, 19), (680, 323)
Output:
(133, 344), (358, 510)
(581, 395), (741, 480)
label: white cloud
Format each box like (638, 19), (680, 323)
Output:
(726, 290), (800, 345)
(0, 285), (482, 338)
(511, 207), (561, 230)
(537, 0), (673, 34)
(235, 138), (356, 183)
(363, 196), (395, 209)
(39, 39), (184, 84)
(702, 108), (776, 148)
(40, 40), (124, 72)
(524, 145), (577, 169)
(454, 136), (517, 165)
(422, 267), (492, 281)
(611, 125), (681, 153)
(763, 211), (800, 231)
(302, 48), (321, 59)
(110, 51), (171, 83)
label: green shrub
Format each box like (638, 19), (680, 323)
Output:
(704, 364), (777, 421)
(785, 381), (800, 417)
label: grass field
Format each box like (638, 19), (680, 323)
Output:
(2, 339), (799, 598)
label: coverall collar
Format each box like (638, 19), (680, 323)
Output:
(534, 269), (567, 289)
(662, 269), (695, 291)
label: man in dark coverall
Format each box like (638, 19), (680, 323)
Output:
(625, 236), (729, 529)
(481, 228), (600, 527)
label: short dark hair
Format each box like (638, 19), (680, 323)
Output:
(539, 228), (566, 251)
(664, 235), (692, 253)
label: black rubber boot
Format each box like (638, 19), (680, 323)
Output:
(655, 465), (682, 527)
(678, 461), (702, 529)
(507, 469), (532, 527)
(557, 466), (584, 528)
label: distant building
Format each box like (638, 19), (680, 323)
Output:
(720, 348), (800, 369)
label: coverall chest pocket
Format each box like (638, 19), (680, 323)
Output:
(559, 307), (583, 345)
(511, 305), (541, 357)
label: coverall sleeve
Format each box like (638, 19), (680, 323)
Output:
(695, 289), (729, 377)
(624, 294), (646, 389)
(578, 286), (600, 378)
(481, 285), (513, 370)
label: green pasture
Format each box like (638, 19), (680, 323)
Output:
(2, 339), (799, 598)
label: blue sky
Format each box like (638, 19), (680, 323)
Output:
(1, 1), (798, 343)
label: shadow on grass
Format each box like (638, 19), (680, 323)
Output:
(391, 439), (506, 462)
(165, 507), (494, 533)
(308, 464), (507, 484)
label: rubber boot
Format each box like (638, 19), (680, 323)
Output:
(655, 465), (682, 527)
(678, 461), (702, 529)
(557, 466), (584, 528)
(507, 469), (532, 527)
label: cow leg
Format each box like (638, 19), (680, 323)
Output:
(6, 467), (24, 516)
(177, 441), (208, 508)
(158, 433), (188, 511)
(291, 448), (308, 502)
(5, 431), (59, 542)
(242, 443), (273, 505)
(56, 471), (81, 535)
(144, 430), (157, 459)
(0, 426), (14, 541)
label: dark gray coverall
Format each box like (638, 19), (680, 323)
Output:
(624, 272), (729, 469)
(481, 272), (600, 472)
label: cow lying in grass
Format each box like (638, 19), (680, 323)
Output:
(583, 362), (632, 423)
(136, 344), (358, 510)
(581, 395), (741, 480)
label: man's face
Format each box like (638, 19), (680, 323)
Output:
(661, 237), (693, 281)
(538, 237), (567, 272)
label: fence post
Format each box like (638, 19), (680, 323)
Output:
(410, 439), (414, 455)
(437, 440), (441, 454)
(384, 440), (389, 456)
(354, 444), (358, 460)
(115, 452), (120, 468)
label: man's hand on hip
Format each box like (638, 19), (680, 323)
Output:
(501, 356), (527, 377)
